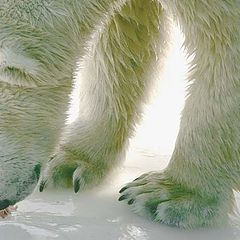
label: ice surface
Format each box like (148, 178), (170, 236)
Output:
(1, 149), (240, 240)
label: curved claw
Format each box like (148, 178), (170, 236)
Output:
(119, 186), (128, 194)
(118, 195), (128, 201)
(73, 178), (80, 193)
(39, 180), (47, 192)
(128, 199), (135, 205)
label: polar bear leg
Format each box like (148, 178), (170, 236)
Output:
(120, 1), (240, 228)
(40, 0), (170, 192)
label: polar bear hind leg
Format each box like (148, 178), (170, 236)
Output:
(120, 0), (240, 229)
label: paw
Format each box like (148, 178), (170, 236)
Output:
(119, 172), (233, 229)
(40, 151), (109, 193)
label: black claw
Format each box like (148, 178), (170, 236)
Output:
(39, 180), (46, 192)
(133, 177), (140, 181)
(48, 155), (55, 162)
(74, 179), (80, 193)
(118, 195), (127, 201)
(119, 186), (128, 193)
(134, 173), (148, 182)
(128, 199), (134, 205)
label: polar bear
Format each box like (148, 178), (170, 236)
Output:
(0, 0), (239, 229)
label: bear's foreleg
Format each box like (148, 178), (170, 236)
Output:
(40, 0), (170, 192)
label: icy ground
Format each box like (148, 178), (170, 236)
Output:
(1, 147), (240, 240)
(1, 25), (240, 240)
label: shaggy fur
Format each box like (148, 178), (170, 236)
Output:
(0, 0), (240, 229)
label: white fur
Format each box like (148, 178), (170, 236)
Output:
(0, 0), (240, 228)
(0, 46), (41, 87)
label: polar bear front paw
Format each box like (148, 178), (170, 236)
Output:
(40, 151), (109, 193)
(119, 172), (233, 229)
